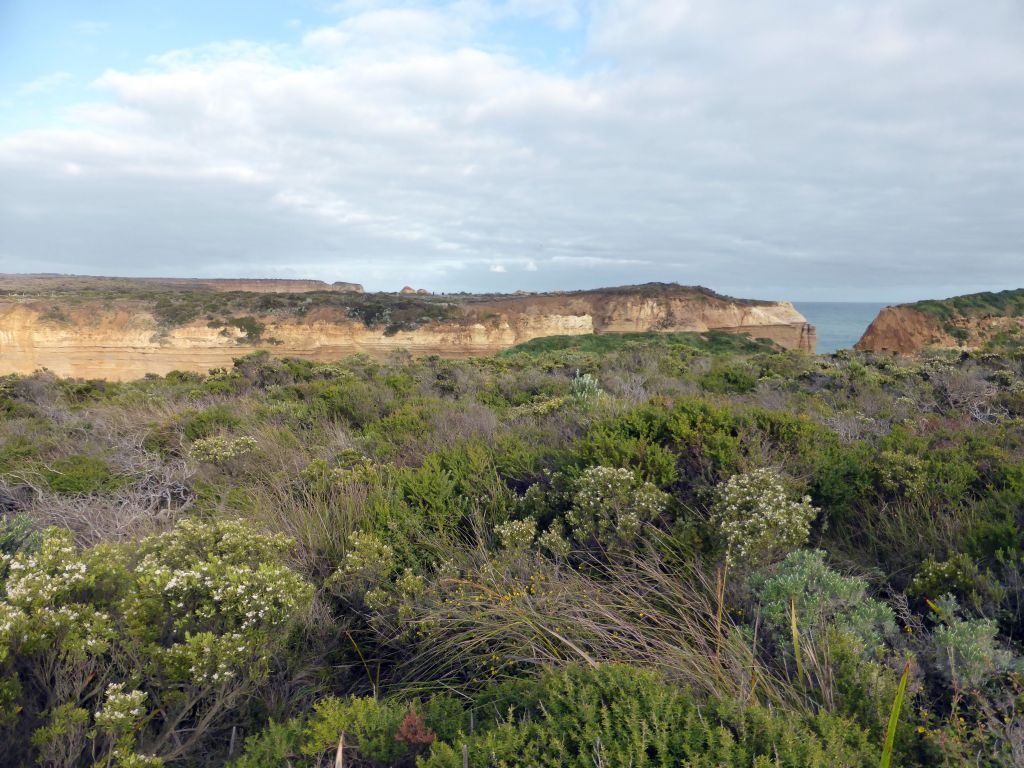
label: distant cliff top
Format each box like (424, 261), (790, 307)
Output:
(0, 280), (802, 335)
(856, 288), (1024, 354)
(0, 275), (781, 307)
(0, 275), (810, 345)
(0, 277), (814, 378)
(450, 282), (777, 306)
(0, 274), (364, 294)
(903, 289), (1024, 321)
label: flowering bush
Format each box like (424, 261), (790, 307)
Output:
(495, 518), (537, 554)
(188, 435), (257, 464)
(567, 466), (668, 552)
(94, 684), (161, 767)
(0, 518), (313, 766)
(711, 468), (818, 567)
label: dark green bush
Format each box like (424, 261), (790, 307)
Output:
(700, 363), (758, 394)
(183, 405), (241, 441)
(40, 455), (124, 494)
(423, 665), (880, 768)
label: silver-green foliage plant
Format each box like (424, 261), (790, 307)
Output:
(711, 468), (818, 567)
(0, 518), (313, 766)
(929, 595), (1016, 690)
(567, 466), (668, 552)
(751, 549), (896, 655)
(569, 370), (601, 409)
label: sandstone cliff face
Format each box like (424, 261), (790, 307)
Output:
(856, 305), (1024, 354)
(0, 285), (815, 381)
(464, 293), (814, 351)
(855, 307), (953, 354)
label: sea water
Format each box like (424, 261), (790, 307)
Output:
(794, 302), (889, 354)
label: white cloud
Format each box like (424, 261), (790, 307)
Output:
(505, 0), (581, 29)
(1, 0), (1022, 298)
(17, 72), (72, 96)
(490, 264), (507, 272)
(74, 20), (110, 36)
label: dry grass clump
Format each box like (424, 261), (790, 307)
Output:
(396, 549), (796, 708)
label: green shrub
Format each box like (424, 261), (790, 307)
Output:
(875, 450), (928, 499)
(700, 363), (758, 394)
(420, 665), (879, 768)
(183, 405), (241, 441)
(224, 316), (266, 343)
(0, 513), (38, 555)
(928, 596), (1016, 691)
(909, 554), (1002, 612)
(234, 694), (465, 768)
(499, 331), (774, 358)
(572, 403), (684, 486)
(0, 433), (42, 476)
(40, 455), (125, 495)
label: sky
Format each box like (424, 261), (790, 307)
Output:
(1, 0), (1022, 301)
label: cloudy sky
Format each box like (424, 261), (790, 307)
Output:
(1, 0), (1022, 300)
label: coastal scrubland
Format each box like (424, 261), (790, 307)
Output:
(1, 333), (1023, 766)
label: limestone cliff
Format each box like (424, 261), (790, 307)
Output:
(856, 289), (1024, 354)
(0, 280), (815, 380)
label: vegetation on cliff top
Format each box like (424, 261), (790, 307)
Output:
(499, 329), (775, 358)
(1, 337), (1024, 766)
(0, 284), (463, 337)
(897, 289), (1024, 351)
(907, 289), (1024, 322)
(2, 280), (784, 341)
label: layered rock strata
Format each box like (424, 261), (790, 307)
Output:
(0, 281), (815, 380)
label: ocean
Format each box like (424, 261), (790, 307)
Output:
(794, 302), (889, 354)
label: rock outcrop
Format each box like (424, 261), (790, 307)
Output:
(855, 307), (953, 354)
(856, 289), (1024, 354)
(0, 279), (815, 380)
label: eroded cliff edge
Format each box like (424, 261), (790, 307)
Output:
(856, 289), (1024, 354)
(0, 279), (815, 380)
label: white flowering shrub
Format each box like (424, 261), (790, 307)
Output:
(0, 518), (313, 766)
(567, 466), (668, 553)
(188, 435), (257, 464)
(711, 468), (818, 567)
(537, 526), (571, 559)
(95, 684), (161, 767)
(495, 518), (537, 554)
